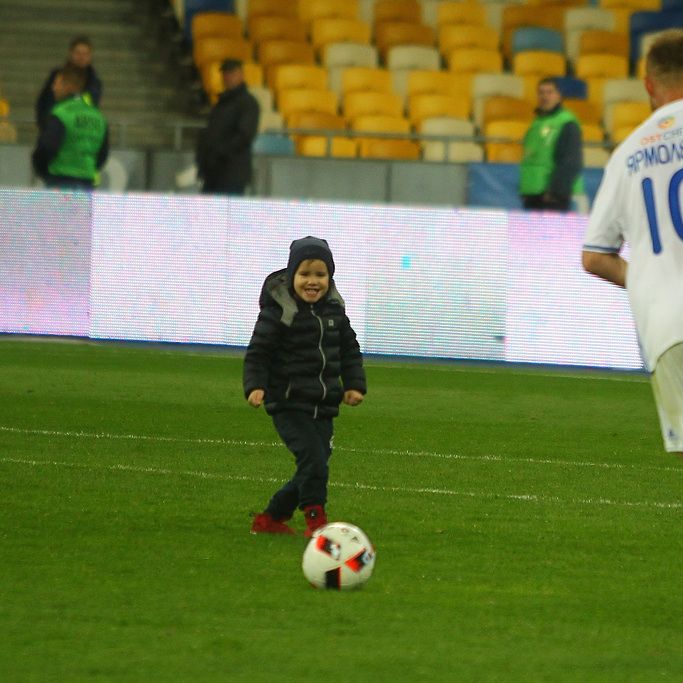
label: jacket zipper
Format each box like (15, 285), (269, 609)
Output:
(312, 306), (326, 417)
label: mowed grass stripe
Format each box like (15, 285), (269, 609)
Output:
(1, 425), (681, 474)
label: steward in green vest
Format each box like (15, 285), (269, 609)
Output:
(32, 63), (108, 190)
(519, 77), (584, 212)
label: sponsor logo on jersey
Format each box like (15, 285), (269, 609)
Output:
(658, 116), (675, 130)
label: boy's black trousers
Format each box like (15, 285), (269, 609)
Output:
(265, 411), (334, 519)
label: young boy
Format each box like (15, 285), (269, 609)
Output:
(243, 236), (366, 536)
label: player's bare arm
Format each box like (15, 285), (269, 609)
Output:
(582, 251), (627, 288)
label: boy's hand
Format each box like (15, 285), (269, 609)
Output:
(343, 390), (364, 406)
(248, 389), (265, 408)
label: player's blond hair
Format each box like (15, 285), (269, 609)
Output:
(646, 29), (683, 90)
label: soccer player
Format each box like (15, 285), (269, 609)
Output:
(582, 29), (683, 458)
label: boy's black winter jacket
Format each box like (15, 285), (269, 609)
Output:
(243, 269), (366, 418)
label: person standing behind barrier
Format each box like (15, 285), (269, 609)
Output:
(36, 35), (102, 131)
(195, 59), (260, 196)
(582, 30), (683, 459)
(32, 64), (109, 190)
(519, 77), (583, 211)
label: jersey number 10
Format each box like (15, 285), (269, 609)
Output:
(642, 169), (683, 254)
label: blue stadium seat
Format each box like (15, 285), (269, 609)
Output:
(253, 133), (295, 156)
(511, 27), (564, 56)
(629, 10), (683, 65)
(554, 76), (587, 100)
(661, 0), (683, 10)
(184, 0), (235, 41)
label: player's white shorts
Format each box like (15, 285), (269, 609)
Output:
(651, 342), (683, 453)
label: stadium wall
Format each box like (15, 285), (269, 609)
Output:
(0, 187), (641, 370)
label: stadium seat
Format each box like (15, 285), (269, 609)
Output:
(299, 0), (361, 24)
(448, 47), (503, 74)
(564, 98), (602, 125)
(259, 40), (316, 86)
(583, 146), (610, 168)
(511, 27), (564, 56)
(298, 135), (357, 157)
(274, 65), (328, 95)
(408, 93), (470, 126)
(605, 100), (650, 140)
(311, 18), (371, 54)
(341, 67), (393, 95)
(481, 95), (534, 130)
(581, 122), (605, 144)
(249, 16), (307, 49)
(576, 54), (629, 103)
(554, 76), (588, 100)
(252, 132), (296, 155)
(278, 88), (338, 119)
(287, 110), (346, 130)
(407, 70), (472, 101)
(358, 138), (421, 160)
(193, 37), (253, 69)
(439, 24), (500, 57)
(323, 43), (379, 68)
(436, 2), (488, 28)
(513, 51), (567, 79)
(344, 91), (404, 120)
(472, 73), (525, 128)
(248, 0), (298, 19)
(485, 122), (527, 162)
(352, 114), (411, 133)
(578, 30), (629, 61)
(258, 109), (284, 132)
(192, 12), (243, 43)
(183, 0), (237, 41)
(419, 116), (480, 162)
(501, 5), (566, 61)
(375, 22), (436, 59)
(386, 46), (440, 71)
(564, 7), (618, 65)
(374, 0), (422, 25)
(0, 98), (10, 117)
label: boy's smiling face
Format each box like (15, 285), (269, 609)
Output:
(293, 259), (329, 303)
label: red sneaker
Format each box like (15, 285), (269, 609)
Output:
(303, 505), (328, 538)
(250, 512), (295, 535)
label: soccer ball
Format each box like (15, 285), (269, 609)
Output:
(302, 522), (376, 590)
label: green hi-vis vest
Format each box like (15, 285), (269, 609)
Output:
(48, 95), (106, 180)
(519, 107), (584, 196)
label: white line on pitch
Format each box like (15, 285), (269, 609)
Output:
(1, 425), (680, 474)
(1, 456), (681, 510)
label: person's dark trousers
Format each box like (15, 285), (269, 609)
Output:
(265, 411), (334, 519)
(201, 182), (246, 196)
(521, 193), (571, 212)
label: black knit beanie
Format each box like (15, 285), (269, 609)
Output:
(286, 236), (335, 283)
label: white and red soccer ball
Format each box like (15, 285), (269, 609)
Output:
(302, 522), (376, 590)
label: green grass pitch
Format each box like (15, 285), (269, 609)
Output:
(1, 338), (682, 681)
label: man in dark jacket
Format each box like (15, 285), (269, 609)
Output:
(36, 36), (102, 132)
(196, 59), (260, 195)
(519, 77), (584, 212)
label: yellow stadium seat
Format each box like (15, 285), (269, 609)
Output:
(341, 67), (393, 95)
(448, 47), (503, 74)
(359, 138), (421, 160)
(577, 54), (629, 104)
(248, 0), (298, 19)
(278, 88), (338, 117)
(352, 114), (411, 133)
(298, 135), (357, 157)
(578, 30), (629, 60)
(374, 0), (421, 25)
(439, 24), (499, 57)
(0, 120), (17, 143)
(375, 22), (435, 58)
(249, 16), (307, 47)
(0, 98), (10, 117)
(600, 0), (660, 9)
(481, 95), (534, 129)
(192, 12), (243, 42)
(259, 40), (316, 86)
(513, 51), (567, 78)
(583, 146), (610, 168)
(608, 101), (650, 139)
(564, 98), (602, 125)
(299, 0), (360, 24)
(287, 111), (346, 130)
(408, 93), (470, 126)
(407, 70), (472, 100)
(344, 91), (404, 120)
(193, 37), (253, 68)
(436, 2), (488, 28)
(582, 122), (605, 143)
(501, 5), (566, 60)
(274, 65), (328, 94)
(484, 119), (528, 162)
(311, 18), (371, 53)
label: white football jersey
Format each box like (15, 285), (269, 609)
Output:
(584, 98), (683, 371)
